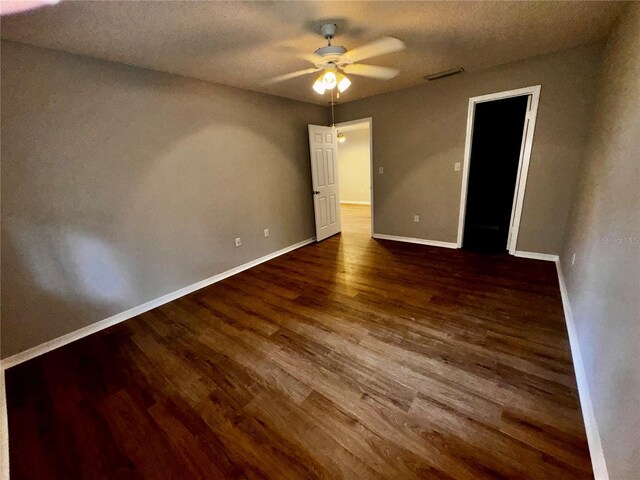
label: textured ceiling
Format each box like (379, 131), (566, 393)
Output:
(1, 1), (625, 105)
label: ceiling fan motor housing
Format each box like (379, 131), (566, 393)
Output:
(315, 45), (347, 57)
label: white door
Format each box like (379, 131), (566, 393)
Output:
(308, 125), (341, 241)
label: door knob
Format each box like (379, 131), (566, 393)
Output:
(313, 190), (320, 195)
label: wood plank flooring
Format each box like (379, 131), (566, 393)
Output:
(6, 204), (593, 479)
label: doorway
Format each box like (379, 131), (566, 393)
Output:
(457, 86), (541, 254)
(335, 118), (373, 237)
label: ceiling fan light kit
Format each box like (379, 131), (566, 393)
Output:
(337, 73), (351, 93)
(312, 78), (326, 95)
(268, 23), (406, 96)
(312, 66), (352, 95)
(322, 69), (337, 89)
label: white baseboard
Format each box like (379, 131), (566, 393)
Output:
(514, 250), (559, 262)
(555, 260), (609, 480)
(372, 233), (458, 249)
(0, 236), (314, 480)
(0, 239), (606, 480)
(0, 369), (8, 480)
(0, 237), (315, 370)
(340, 201), (371, 205)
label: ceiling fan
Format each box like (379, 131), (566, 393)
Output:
(267, 23), (406, 95)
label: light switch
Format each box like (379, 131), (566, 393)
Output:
(379, 167), (384, 174)
(454, 162), (461, 171)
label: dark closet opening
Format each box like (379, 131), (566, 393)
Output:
(463, 95), (529, 253)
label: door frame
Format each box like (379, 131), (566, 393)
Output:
(334, 117), (374, 237)
(456, 85), (541, 254)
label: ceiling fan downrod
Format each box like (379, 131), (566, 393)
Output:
(315, 24), (346, 57)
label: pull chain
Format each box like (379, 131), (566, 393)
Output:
(331, 88), (335, 127)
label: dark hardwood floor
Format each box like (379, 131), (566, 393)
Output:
(6, 204), (593, 479)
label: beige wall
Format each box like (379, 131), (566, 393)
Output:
(0, 41), (325, 358)
(560, 5), (640, 479)
(335, 43), (603, 253)
(337, 128), (371, 204)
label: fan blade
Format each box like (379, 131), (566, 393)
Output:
(344, 37), (406, 63)
(342, 64), (399, 80)
(297, 52), (323, 64)
(264, 67), (320, 85)
(273, 46), (321, 65)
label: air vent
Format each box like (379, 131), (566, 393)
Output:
(424, 67), (465, 81)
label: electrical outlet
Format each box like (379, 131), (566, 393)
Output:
(379, 166), (384, 174)
(235, 237), (242, 247)
(571, 253), (576, 265)
(264, 228), (269, 238)
(454, 162), (461, 171)
(414, 215), (420, 223)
